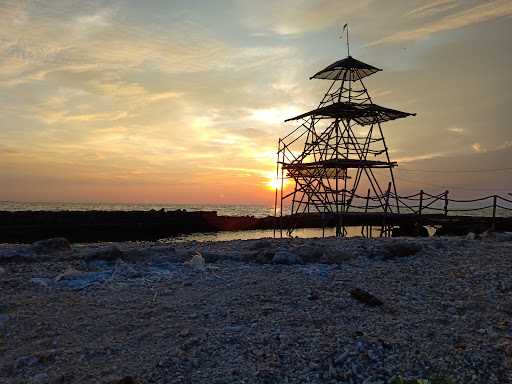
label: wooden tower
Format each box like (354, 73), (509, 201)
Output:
(275, 40), (415, 237)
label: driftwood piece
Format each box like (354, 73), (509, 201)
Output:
(349, 287), (383, 307)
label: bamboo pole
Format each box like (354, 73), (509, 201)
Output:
(419, 190), (424, 217)
(444, 190), (449, 216)
(492, 195), (497, 231)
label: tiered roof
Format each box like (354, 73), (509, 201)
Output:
(285, 102), (415, 125)
(286, 56), (414, 125)
(282, 55), (414, 180)
(309, 56), (381, 81)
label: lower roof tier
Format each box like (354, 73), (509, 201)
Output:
(282, 159), (397, 178)
(285, 102), (415, 126)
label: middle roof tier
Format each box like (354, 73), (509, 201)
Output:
(285, 102), (416, 126)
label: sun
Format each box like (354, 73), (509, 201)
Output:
(266, 177), (281, 190)
(264, 172), (290, 191)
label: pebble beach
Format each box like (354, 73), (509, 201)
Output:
(1, 234), (512, 383)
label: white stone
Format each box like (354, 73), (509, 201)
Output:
(185, 252), (206, 271)
(465, 232), (476, 240)
(272, 250), (303, 265)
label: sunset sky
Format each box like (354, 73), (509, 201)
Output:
(1, 0), (511, 204)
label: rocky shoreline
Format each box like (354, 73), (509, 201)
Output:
(1, 234), (512, 383)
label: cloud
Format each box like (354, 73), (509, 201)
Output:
(237, 0), (373, 36)
(472, 142), (483, 152)
(370, 0), (512, 45)
(406, 0), (459, 18)
(0, 0), (510, 204)
(0, 5), (235, 88)
(447, 126), (464, 134)
(394, 152), (446, 163)
(73, 7), (117, 30)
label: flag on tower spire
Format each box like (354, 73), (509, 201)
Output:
(340, 23), (350, 56)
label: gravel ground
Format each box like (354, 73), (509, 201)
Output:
(1, 235), (512, 384)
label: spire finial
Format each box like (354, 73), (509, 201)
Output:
(340, 23), (350, 56)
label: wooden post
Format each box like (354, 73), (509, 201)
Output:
(273, 140), (280, 238)
(444, 190), (449, 216)
(418, 189), (424, 217)
(381, 182), (391, 237)
(492, 195), (497, 231)
(279, 158), (284, 238)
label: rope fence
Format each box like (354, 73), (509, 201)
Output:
(340, 188), (512, 231)
(277, 188), (512, 238)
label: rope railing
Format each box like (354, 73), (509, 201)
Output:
(343, 189), (512, 232)
(277, 187), (511, 239)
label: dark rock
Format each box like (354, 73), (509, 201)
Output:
(0, 313), (9, 327)
(79, 259), (113, 271)
(249, 239), (271, 250)
(382, 241), (422, 259)
(108, 377), (142, 384)
(307, 291), (320, 301)
(495, 232), (512, 242)
(32, 238), (72, 254)
(82, 246), (123, 261)
(30, 277), (53, 288)
(294, 245), (324, 263)
(31, 372), (49, 383)
(392, 222), (429, 237)
(114, 260), (142, 279)
(350, 288), (383, 307)
(272, 250), (303, 265)
(15, 355), (40, 369)
(55, 271), (112, 290)
(255, 249), (275, 264)
(320, 248), (353, 264)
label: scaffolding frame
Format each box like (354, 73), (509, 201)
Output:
(274, 54), (415, 237)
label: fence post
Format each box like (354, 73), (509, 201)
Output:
(418, 189), (424, 217)
(492, 195), (497, 231)
(364, 188), (370, 213)
(384, 182), (391, 213)
(444, 190), (449, 216)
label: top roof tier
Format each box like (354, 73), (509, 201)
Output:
(310, 56), (381, 81)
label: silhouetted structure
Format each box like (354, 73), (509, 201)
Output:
(274, 37), (415, 237)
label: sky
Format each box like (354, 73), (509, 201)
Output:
(0, 0), (511, 205)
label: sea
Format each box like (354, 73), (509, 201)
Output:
(0, 201), (275, 218)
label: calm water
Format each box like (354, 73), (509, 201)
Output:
(0, 201), (275, 218)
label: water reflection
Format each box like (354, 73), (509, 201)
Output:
(165, 226), (384, 243)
